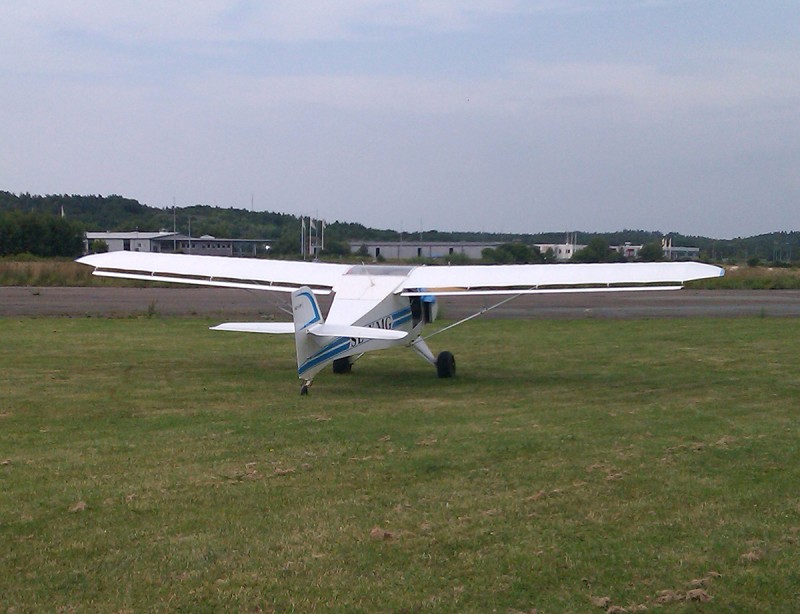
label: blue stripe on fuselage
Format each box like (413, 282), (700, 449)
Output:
(299, 337), (351, 375)
(297, 306), (413, 376)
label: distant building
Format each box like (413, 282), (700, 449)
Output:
(608, 239), (701, 261)
(613, 242), (642, 259)
(534, 232), (585, 262)
(349, 236), (590, 262)
(85, 231), (172, 253)
(84, 231), (269, 257)
(661, 237), (700, 261)
(347, 235), (701, 262)
(348, 240), (500, 260)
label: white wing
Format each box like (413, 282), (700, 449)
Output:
(77, 251), (350, 294)
(400, 261), (723, 296)
(77, 252), (723, 297)
(210, 322), (295, 334)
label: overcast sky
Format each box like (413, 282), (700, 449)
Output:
(1, 1), (798, 238)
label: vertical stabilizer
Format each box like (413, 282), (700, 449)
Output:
(292, 286), (324, 381)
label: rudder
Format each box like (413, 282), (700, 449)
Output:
(292, 286), (325, 380)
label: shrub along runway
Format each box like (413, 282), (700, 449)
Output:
(2, 304), (799, 610)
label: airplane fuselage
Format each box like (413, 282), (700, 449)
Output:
(296, 268), (429, 380)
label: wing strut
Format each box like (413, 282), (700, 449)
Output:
(423, 293), (523, 340)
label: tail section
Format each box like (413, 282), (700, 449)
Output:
(291, 286), (409, 389)
(292, 286), (323, 333)
(292, 287), (325, 381)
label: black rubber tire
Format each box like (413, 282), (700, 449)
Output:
(332, 357), (352, 374)
(436, 351), (456, 378)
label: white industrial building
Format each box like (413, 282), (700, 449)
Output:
(661, 237), (700, 260)
(86, 232), (700, 262)
(85, 231), (171, 253)
(84, 232), (268, 257)
(348, 240), (502, 260)
(608, 239), (701, 261)
(533, 242), (587, 261)
(349, 237), (590, 262)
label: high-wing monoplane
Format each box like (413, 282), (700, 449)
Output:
(77, 252), (723, 394)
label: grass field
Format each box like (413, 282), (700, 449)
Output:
(1, 315), (799, 612)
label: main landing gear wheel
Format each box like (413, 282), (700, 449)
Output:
(300, 381), (312, 395)
(436, 350), (456, 378)
(332, 357), (353, 374)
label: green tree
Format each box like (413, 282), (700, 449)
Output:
(638, 241), (664, 262)
(89, 239), (109, 253)
(0, 211), (84, 257)
(541, 247), (557, 264)
(320, 239), (351, 257)
(271, 225), (302, 256)
(482, 242), (543, 264)
(572, 237), (622, 263)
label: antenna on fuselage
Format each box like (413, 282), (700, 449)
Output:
(361, 261), (375, 287)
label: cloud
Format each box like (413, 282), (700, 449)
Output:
(1, 0), (683, 50)
(182, 46), (799, 129)
(6, 1), (796, 114)
(1, 1), (522, 47)
(2, 1), (798, 236)
(506, 51), (800, 118)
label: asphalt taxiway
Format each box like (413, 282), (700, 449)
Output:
(2, 287), (799, 320)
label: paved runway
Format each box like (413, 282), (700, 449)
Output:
(2, 286), (799, 319)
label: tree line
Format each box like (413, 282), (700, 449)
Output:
(0, 211), (84, 257)
(1, 190), (798, 262)
(480, 237), (666, 264)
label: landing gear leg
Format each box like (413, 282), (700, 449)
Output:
(411, 337), (437, 366)
(411, 338), (456, 378)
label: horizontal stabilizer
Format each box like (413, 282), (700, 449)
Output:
(210, 322), (294, 334)
(307, 323), (407, 341)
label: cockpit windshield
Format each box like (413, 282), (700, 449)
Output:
(345, 265), (415, 276)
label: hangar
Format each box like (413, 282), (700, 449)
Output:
(84, 232), (268, 257)
(348, 240), (501, 261)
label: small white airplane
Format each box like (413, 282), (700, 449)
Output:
(77, 252), (723, 394)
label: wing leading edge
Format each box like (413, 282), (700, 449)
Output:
(77, 251), (350, 293)
(399, 261), (723, 296)
(77, 252), (724, 297)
